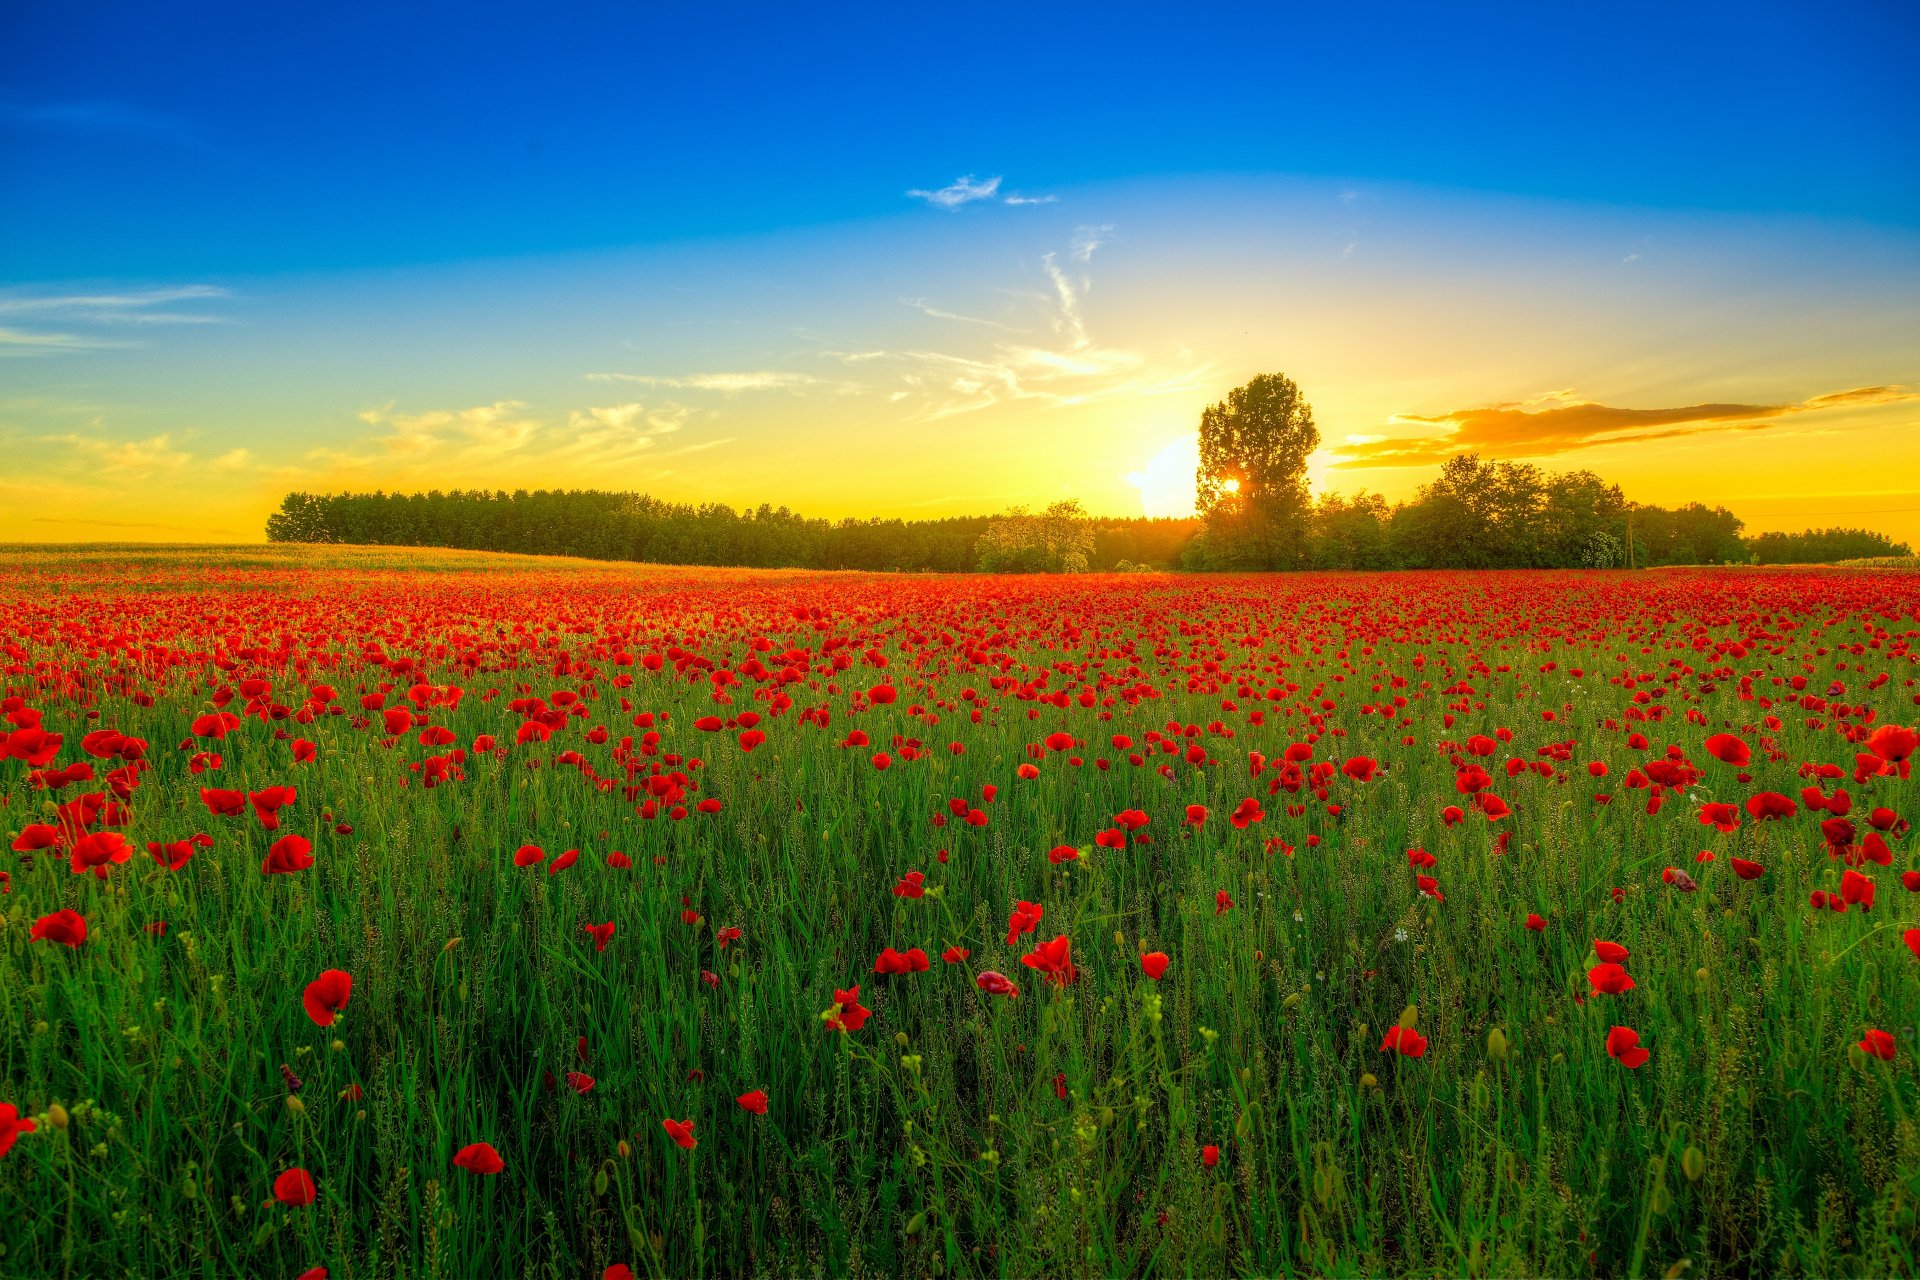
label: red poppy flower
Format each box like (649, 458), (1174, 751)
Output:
(662, 1118), (696, 1149)
(273, 1168), (318, 1207)
(873, 946), (931, 974)
(1524, 913), (1546, 932)
(1005, 900), (1044, 944)
(1703, 734), (1750, 766)
(1587, 963), (1635, 996)
(1606, 1025), (1650, 1068)
(1730, 857), (1766, 880)
(453, 1142), (505, 1174)
(1859, 1028), (1896, 1061)
(1020, 935), (1076, 985)
(513, 843), (545, 867)
(30, 909), (86, 947)
(262, 834), (314, 875)
(302, 969), (353, 1026)
(68, 831), (132, 878)
(1202, 1143), (1220, 1167)
(941, 945), (970, 964)
(825, 985), (872, 1032)
(1379, 1026), (1428, 1057)
(1141, 951), (1171, 980)
(1593, 940), (1629, 964)
(582, 921), (615, 952)
(1230, 797), (1265, 828)
(975, 970), (1020, 998)
(248, 785), (297, 831)
(737, 1089), (769, 1114)
(0, 1103), (38, 1157)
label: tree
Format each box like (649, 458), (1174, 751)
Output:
(1194, 373), (1319, 569)
(975, 500), (1096, 573)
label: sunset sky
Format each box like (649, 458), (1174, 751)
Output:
(4, 2), (1918, 545)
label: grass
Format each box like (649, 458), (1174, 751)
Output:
(1, 546), (1917, 1278)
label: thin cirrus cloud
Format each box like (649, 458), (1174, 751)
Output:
(314, 399), (707, 482)
(906, 174), (1057, 210)
(1332, 385), (1920, 469)
(0, 285), (229, 354)
(0, 100), (201, 146)
(586, 370), (847, 394)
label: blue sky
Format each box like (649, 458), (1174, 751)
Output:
(3, 1), (1918, 543)
(5, 0), (1916, 278)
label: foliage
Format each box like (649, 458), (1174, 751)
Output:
(1750, 527), (1914, 565)
(266, 489), (1199, 573)
(975, 501), (1096, 573)
(1194, 373), (1320, 570)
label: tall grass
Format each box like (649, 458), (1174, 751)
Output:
(0, 550), (1915, 1278)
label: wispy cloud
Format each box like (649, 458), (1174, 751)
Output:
(1, 100), (199, 146)
(37, 431), (195, 476)
(1332, 385), (1920, 468)
(0, 285), (229, 325)
(1070, 224), (1113, 263)
(0, 327), (133, 355)
(0, 285), (229, 354)
(318, 396), (713, 483)
(819, 235), (1210, 423)
(902, 297), (1016, 329)
(908, 174), (1003, 210)
(586, 370), (842, 393)
(907, 174), (1055, 209)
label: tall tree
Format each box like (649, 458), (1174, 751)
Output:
(1194, 373), (1320, 569)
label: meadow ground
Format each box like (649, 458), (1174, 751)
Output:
(2, 546), (1918, 1279)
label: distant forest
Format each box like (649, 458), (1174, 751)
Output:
(264, 466), (1908, 573)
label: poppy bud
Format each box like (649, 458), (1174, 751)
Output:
(286, 1096), (306, 1115)
(1682, 1146), (1705, 1182)
(1487, 1027), (1509, 1061)
(1399, 1004), (1418, 1029)
(48, 1102), (69, 1130)
(618, 1140), (631, 1159)
(1359, 1072), (1377, 1089)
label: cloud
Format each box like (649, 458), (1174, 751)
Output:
(586, 370), (839, 394)
(0, 286), (228, 354)
(907, 174), (1054, 209)
(1, 101), (198, 146)
(1070, 224), (1113, 263)
(0, 285), (229, 325)
(1331, 384), (1920, 469)
(902, 298), (1015, 329)
(1041, 253), (1089, 350)
(39, 432), (194, 476)
(908, 174), (1002, 210)
(0, 327), (132, 355)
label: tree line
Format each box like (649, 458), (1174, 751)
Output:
(263, 479), (1904, 571)
(264, 489), (1198, 573)
(265, 372), (1908, 571)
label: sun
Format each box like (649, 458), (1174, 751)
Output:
(1126, 434), (1201, 518)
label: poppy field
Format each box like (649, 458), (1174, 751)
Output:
(3, 546), (1920, 1279)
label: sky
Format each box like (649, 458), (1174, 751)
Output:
(3, 1), (1919, 546)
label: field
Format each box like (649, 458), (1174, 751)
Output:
(2, 546), (1918, 1279)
